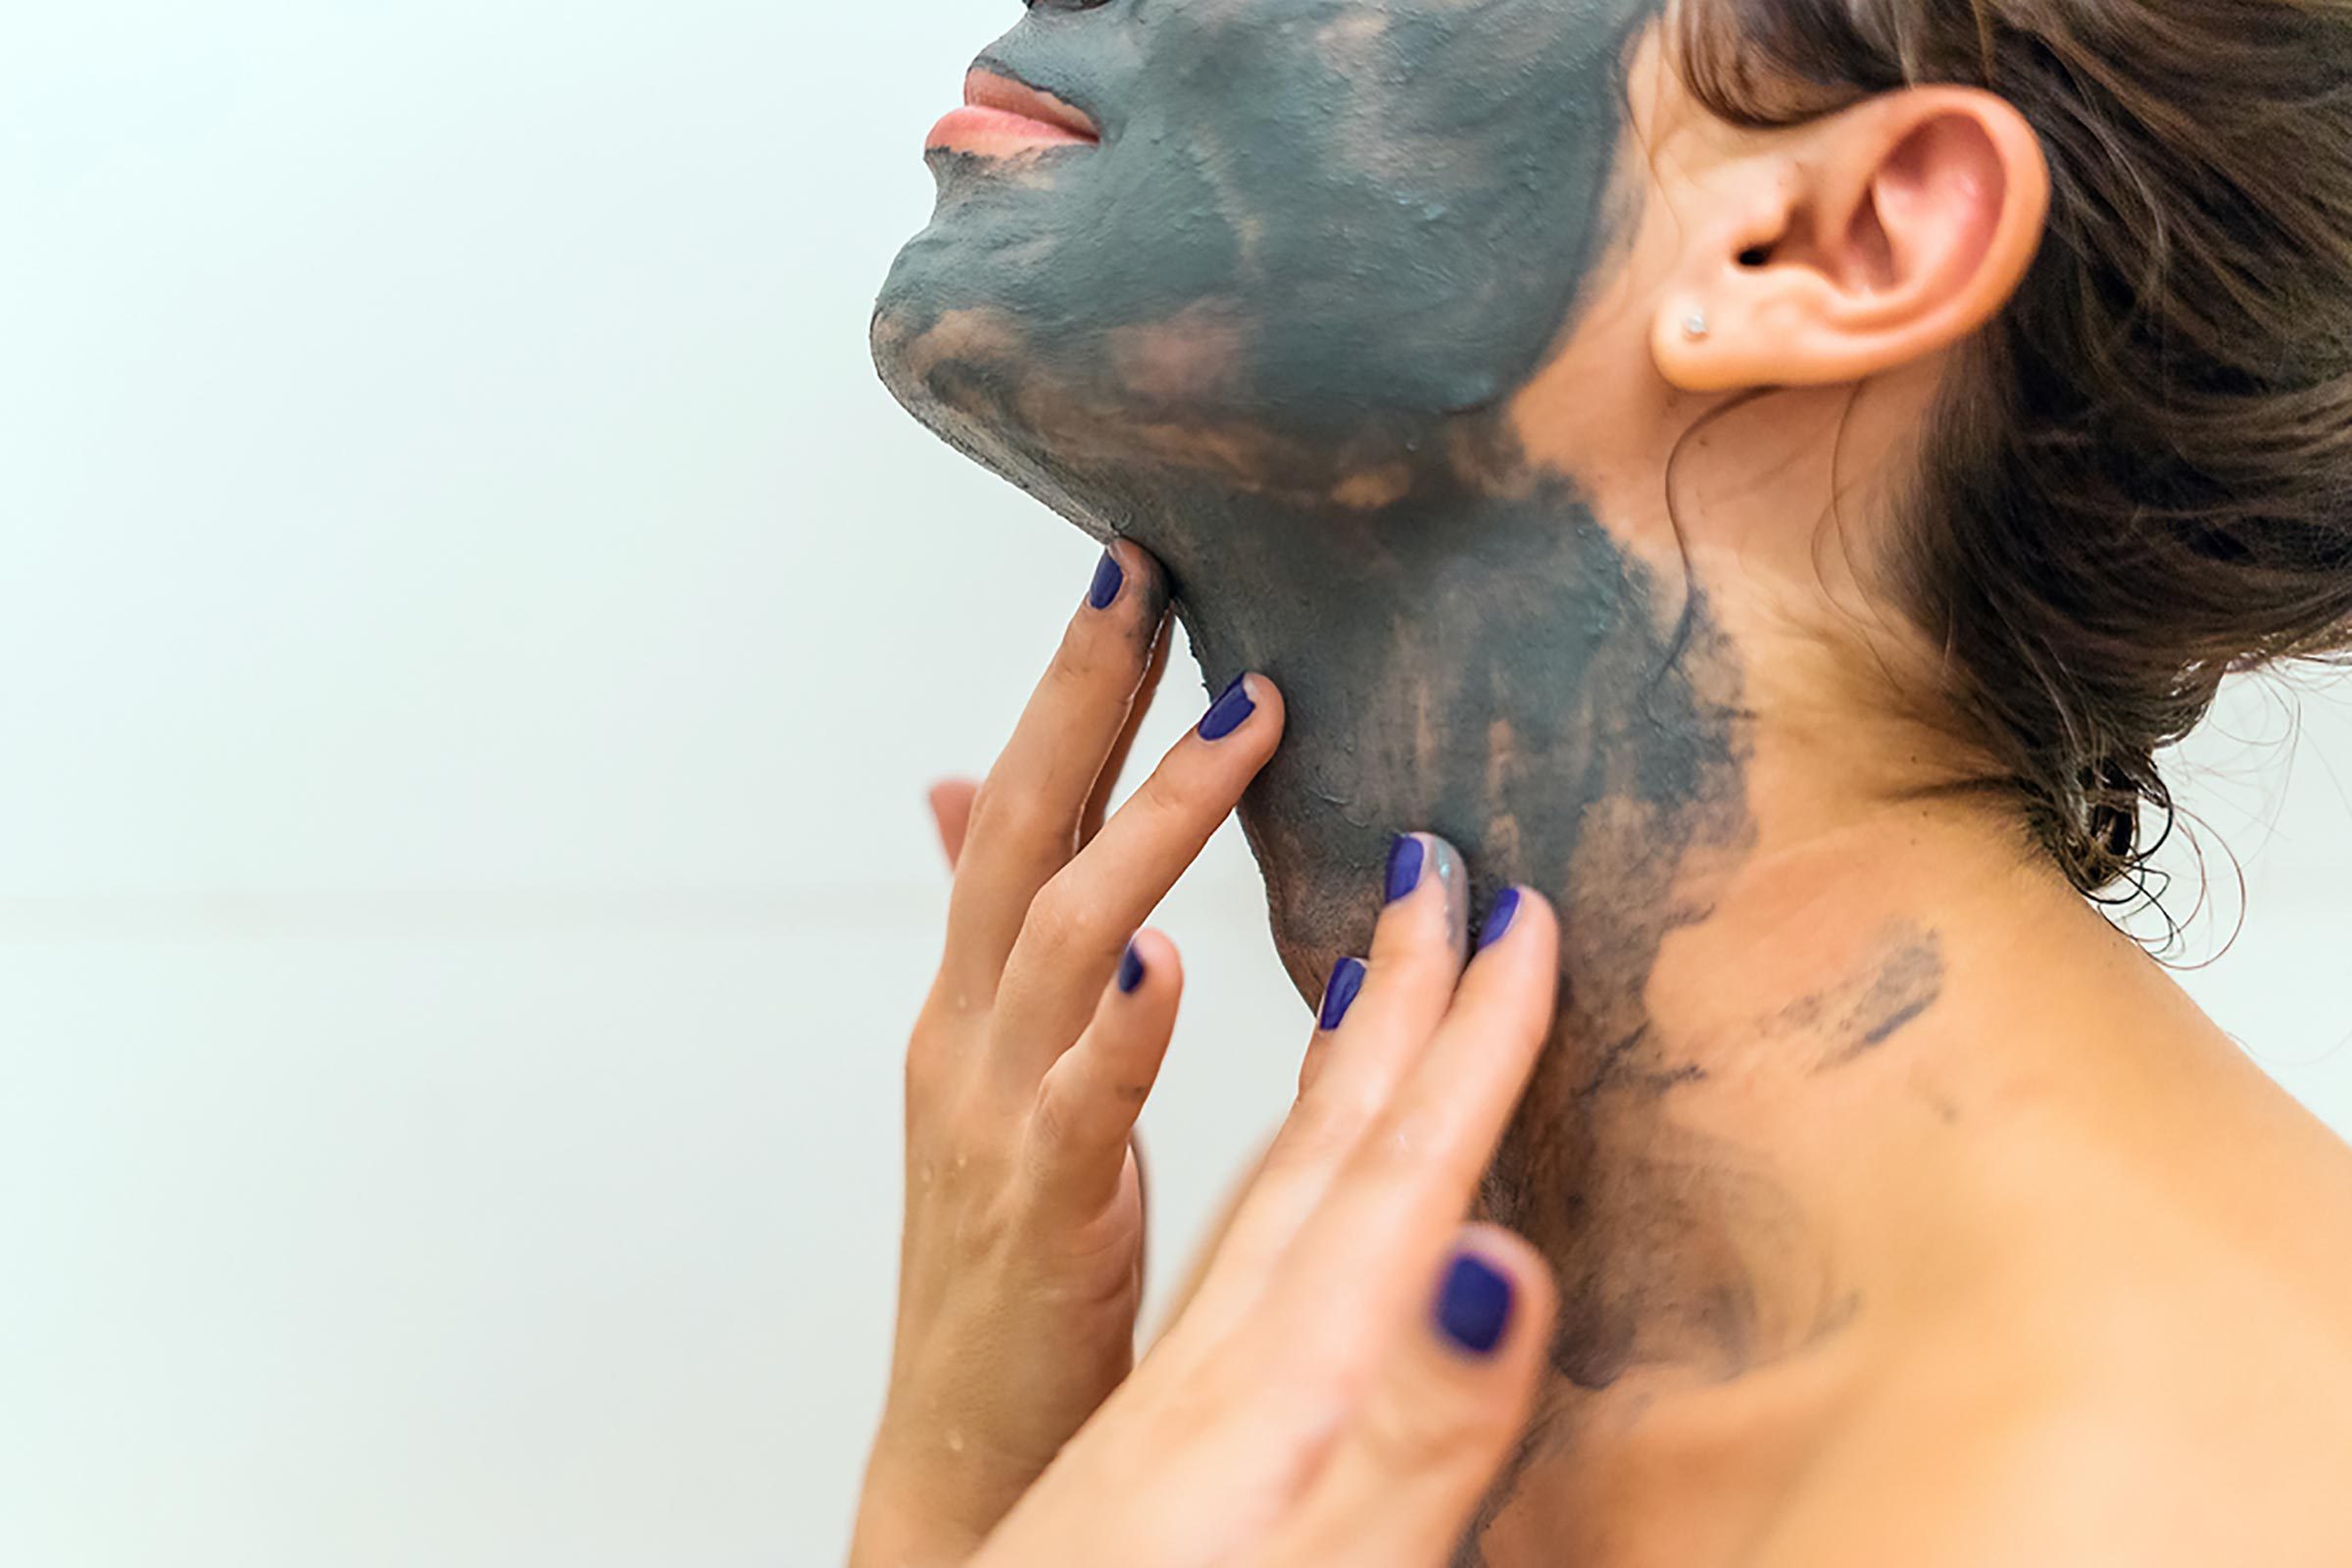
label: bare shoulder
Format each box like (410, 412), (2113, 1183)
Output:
(1761, 1385), (2352, 1568)
(1756, 1232), (2352, 1568)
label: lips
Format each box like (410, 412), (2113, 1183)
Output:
(927, 69), (1101, 155)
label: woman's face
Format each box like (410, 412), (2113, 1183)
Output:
(873, 0), (1659, 504)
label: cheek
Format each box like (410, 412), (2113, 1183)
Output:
(1105, 305), (1248, 409)
(1085, 2), (1644, 433)
(877, 0), (1654, 473)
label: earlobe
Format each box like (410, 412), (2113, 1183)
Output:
(1653, 89), (2051, 394)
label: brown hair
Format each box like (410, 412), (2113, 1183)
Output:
(1672, 0), (2352, 894)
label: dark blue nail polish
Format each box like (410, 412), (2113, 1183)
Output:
(1385, 835), (1426, 905)
(1436, 1252), (1515, 1356)
(1318, 957), (1367, 1032)
(1117, 944), (1147, 995)
(1198, 675), (1255, 742)
(1477, 887), (1523, 952)
(1088, 551), (1125, 612)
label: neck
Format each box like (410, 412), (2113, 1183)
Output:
(1143, 458), (1751, 1008)
(1102, 436), (2078, 1390)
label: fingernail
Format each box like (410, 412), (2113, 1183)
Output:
(1088, 550), (1125, 612)
(1435, 1252), (1515, 1357)
(1198, 675), (1256, 742)
(1384, 835), (1426, 905)
(1430, 839), (1470, 953)
(1477, 887), (1523, 952)
(1318, 956), (1367, 1032)
(1117, 943), (1147, 995)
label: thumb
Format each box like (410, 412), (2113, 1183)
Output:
(928, 779), (980, 870)
(1262, 1226), (1555, 1568)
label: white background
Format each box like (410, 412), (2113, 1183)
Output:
(3, 4), (2346, 1564)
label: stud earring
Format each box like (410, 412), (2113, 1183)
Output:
(1681, 311), (1712, 341)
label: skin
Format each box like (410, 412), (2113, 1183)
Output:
(869, 3), (2352, 1562)
(877, 0), (1783, 1392)
(852, 555), (1570, 1568)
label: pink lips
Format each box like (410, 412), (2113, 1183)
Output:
(927, 70), (1101, 156)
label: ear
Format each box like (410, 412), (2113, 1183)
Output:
(1651, 88), (2050, 392)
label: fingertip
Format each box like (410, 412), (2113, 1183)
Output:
(1196, 671), (1287, 747)
(1115, 929), (1184, 1001)
(1086, 547), (1128, 613)
(1373, 830), (1471, 961)
(1091, 543), (1166, 611)
(927, 779), (979, 868)
(1244, 673), (1288, 737)
(1434, 1225), (1557, 1365)
(1105, 536), (1167, 594)
(1245, 676), (1289, 759)
(1055, 543), (1161, 684)
(1473, 884), (1557, 956)
(1317, 956), (1370, 1032)
(1090, 539), (1175, 644)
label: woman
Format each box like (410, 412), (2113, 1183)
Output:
(858, 1), (2352, 1562)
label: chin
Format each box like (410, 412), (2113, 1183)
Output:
(867, 294), (1125, 556)
(872, 188), (1475, 521)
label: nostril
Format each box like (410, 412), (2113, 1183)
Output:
(1025, 0), (1115, 11)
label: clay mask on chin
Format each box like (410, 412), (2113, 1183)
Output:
(869, 3), (1918, 1404)
(872, 0), (1662, 514)
(867, 0), (1705, 1008)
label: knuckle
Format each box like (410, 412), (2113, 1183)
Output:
(1136, 758), (1220, 822)
(966, 775), (1011, 825)
(1347, 1106), (1445, 1185)
(1027, 1068), (1118, 1151)
(1018, 873), (1109, 957)
(1027, 1077), (1079, 1152)
(967, 780), (1064, 858)
(1266, 1090), (1369, 1174)
(1356, 1375), (1507, 1475)
(1049, 616), (1124, 691)
(1024, 1077), (1126, 1175)
(1368, 906), (1455, 973)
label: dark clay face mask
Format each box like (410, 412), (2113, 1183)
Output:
(874, 0), (1660, 507)
(871, 0), (1686, 1021)
(870, 2), (1942, 1409)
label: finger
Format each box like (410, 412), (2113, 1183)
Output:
(1264, 1228), (1556, 1568)
(929, 779), (980, 870)
(1131, 1128), (1152, 1302)
(1081, 616), (1173, 847)
(990, 673), (1284, 1081)
(1262, 888), (1560, 1368)
(1179, 834), (1471, 1339)
(942, 541), (1169, 1000)
(1030, 931), (1184, 1213)
(1298, 833), (1471, 1098)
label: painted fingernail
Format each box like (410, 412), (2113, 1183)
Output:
(1384, 835), (1426, 905)
(1088, 550), (1125, 612)
(1117, 943), (1147, 995)
(1430, 839), (1470, 953)
(1435, 1252), (1515, 1357)
(1477, 887), (1523, 952)
(1198, 675), (1256, 742)
(1318, 956), (1368, 1032)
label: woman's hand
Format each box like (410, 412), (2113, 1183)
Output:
(967, 853), (1564, 1568)
(851, 543), (1286, 1568)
